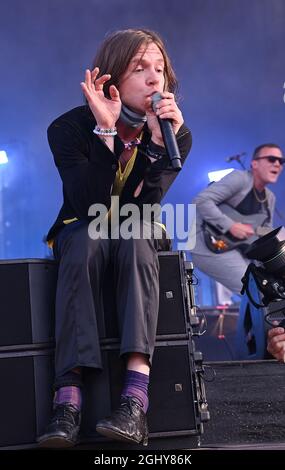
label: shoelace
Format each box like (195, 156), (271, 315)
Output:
(119, 397), (144, 416)
(52, 404), (79, 424)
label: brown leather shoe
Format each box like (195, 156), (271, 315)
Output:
(37, 403), (81, 448)
(96, 397), (148, 446)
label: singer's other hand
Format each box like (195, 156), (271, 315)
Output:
(146, 92), (183, 146)
(229, 222), (255, 240)
(80, 67), (121, 128)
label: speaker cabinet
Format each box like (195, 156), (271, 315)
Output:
(0, 253), (189, 345)
(102, 251), (190, 339)
(156, 252), (189, 337)
(80, 341), (200, 440)
(0, 342), (200, 448)
(0, 254), (202, 448)
(0, 260), (57, 346)
(0, 350), (54, 447)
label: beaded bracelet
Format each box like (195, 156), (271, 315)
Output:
(93, 126), (117, 136)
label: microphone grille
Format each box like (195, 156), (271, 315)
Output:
(151, 92), (162, 112)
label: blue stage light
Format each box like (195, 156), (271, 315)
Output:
(0, 151), (8, 165)
(208, 168), (233, 183)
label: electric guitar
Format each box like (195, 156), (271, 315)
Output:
(202, 203), (272, 254)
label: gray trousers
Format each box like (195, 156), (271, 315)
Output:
(53, 220), (160, 383)
(191, 249), (249, 294)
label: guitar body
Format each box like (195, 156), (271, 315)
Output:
(202, 203), (271, 254)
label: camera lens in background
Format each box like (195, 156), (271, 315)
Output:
(246, 226), (285, 277)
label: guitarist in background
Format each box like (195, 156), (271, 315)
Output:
(191, 143), (284, 295)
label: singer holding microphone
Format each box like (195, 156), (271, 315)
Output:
(191, 144), (283, 297)
(38, 29), (191, 448)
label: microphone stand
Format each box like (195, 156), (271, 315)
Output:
(226, 153), (247, 170)
(235, 157), (246, 170)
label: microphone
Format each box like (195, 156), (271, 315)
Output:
(225, 152), (246, 162)
(151, 92), (182, 171)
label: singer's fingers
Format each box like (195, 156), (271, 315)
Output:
(157, 111), (175, 120)
(80, 81), (91, 99)
(151, 93), (175, 109)
(155, 103), (174, 116)
(145, 97), (156, 114)
(154, 98), (172, 109)
(157, 109), (183, 123)
(156, 91), (175, 100)
(94, 74), (111, 90)
(90, 67), (100, 82)
(85, 69), (92, 89)
(109, 85), (120, 101)
(154, 99), (178, 115)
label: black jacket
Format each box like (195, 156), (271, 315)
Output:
(47, 105), (192, 241)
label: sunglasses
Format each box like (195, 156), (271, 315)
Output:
(255, 156), (285, 165)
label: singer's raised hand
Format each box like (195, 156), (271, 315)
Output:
(146, 92), (183, 146)
(80, 67), (121, 128)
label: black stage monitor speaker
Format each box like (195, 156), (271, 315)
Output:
(0, 342), (200, 448)
(156, 252), (189, 337)
(0, 254), (189, 346)
(102, 251), (190, 339)
(0, 255), (203, 448)
(80, 341), (200, 441)
(0, 350), (54, 447)
(0, 259), (57, 346)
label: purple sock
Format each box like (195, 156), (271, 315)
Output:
(54, 386), (82, 411)
(121, 370), (149, 413)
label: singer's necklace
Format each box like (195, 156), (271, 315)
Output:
(122, 137), (141, 150)
(253, 187), (267, 203)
